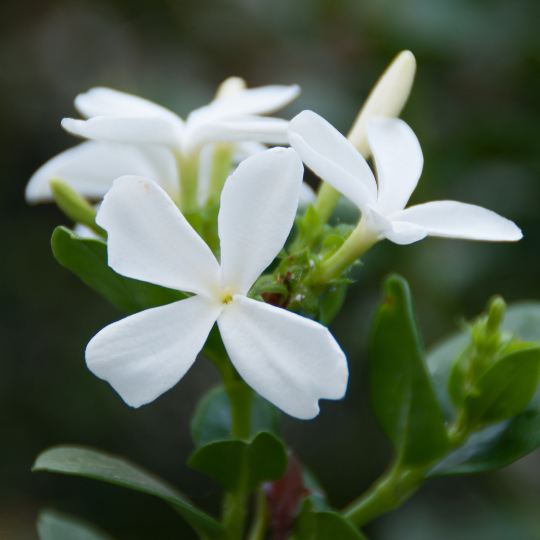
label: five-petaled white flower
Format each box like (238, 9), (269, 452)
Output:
(25, 78), (300, 204)
(288, 111), (522, 246)
(86, 147), (348, 420)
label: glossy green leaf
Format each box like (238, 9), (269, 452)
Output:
(191, 385), (281, 448)
(370, 274), (450, 467)
(427, 302), (540, 476)
(51, 226), (186, 315)
(188, 431), (287, 492)
(33, 445), (226, 539)
(465, 346), (540, 424)
(294, 499), (366, 540)
(37, 508), (116, 540)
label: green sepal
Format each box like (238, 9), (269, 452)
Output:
(317, 284), (347, 326)
(37, 508), (116, 540)
(427, 302), (540, 476)
(188, 431), (288, 492)
(293, 499), (367, 540)
(50, 179), (106, 238)
(319, 235), (345, 261)
(51, 226), (187, 314)
(191, 384), (281, 447)
(464, 345), (540, 425)
(370, 274), (450, 467)
(249, 275), (289, 298)
(33, 445), (226, 540)
(293, 205), (320, 249)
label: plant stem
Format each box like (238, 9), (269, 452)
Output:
(343, 415), (472, 529)
(343, 464), (425, 528)
(177, 150), (200, 214)
(246, 489), (268, 540)
(313, 182), (341, 227)
(217, 357), (254, 539)
(207, 143), (233, 207)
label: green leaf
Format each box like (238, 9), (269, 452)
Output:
(191, 385), (281, 448)
(37, 508), (116, 540)
(465, 346), (540, 424)
(294, 499), (367, 540)
(33, 445), (226, 540)
(51, 227), (186, 314)
(427, 302), (540, 476)
(188, 431), (287, 492)
(370, 274), (450, 467)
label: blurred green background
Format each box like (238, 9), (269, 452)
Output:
(2, 0), (540, 538)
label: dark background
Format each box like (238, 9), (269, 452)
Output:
(2, 0), (540, 538)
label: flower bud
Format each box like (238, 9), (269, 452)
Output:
(448, 296), (540, 430)
(50, 179), (105, 237)
(347, 50), (416, 156)
(215, 76), (247, 98)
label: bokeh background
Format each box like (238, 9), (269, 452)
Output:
(2, 0), (540, 538)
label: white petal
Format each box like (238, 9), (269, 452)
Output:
(360, 206), (425, 245)
(26, 142), (179, 203)
(219, 147), (303, 295)
(347, 51), (416, 153)
(218, 296), (348, 419)
(86, 296), (221, 408)
(209, 84), (301, 118)
(383, 221), (428, 245)
(288, 111), (377, 211)
(389, 201), (523, 241)
(62, 116), (184, 148)
(74, 87), (180, 121)
(186, 116), (290, 154)
(97, 176), (221, 298)
(366, 117), (423, 215)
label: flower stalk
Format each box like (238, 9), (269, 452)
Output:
(317, 217), (378, 284)
(207, 143), (234, 207)
(176, 151), (200, 214)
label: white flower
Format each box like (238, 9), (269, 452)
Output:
(61, 82), (299, 155)
(288, 111), (522, 246)
(25, 78), (300, 205)
(85, 148), (348, 419)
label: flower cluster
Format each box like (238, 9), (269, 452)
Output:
(29, 52), (522, 421)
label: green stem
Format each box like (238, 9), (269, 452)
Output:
(207, 143), (233, 207)
(317, 217), (378, 284)
(177, 151), (200, 214)
(343, 464), (425, 528)
(313, 183), (342, 227)
(246, 489), (268, 540)
(343, 415), (472, 529)
(215, 356), (254, 539)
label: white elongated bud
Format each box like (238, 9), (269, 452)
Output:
(347, 50), (416, 156)
(215, 76), (248, 98)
